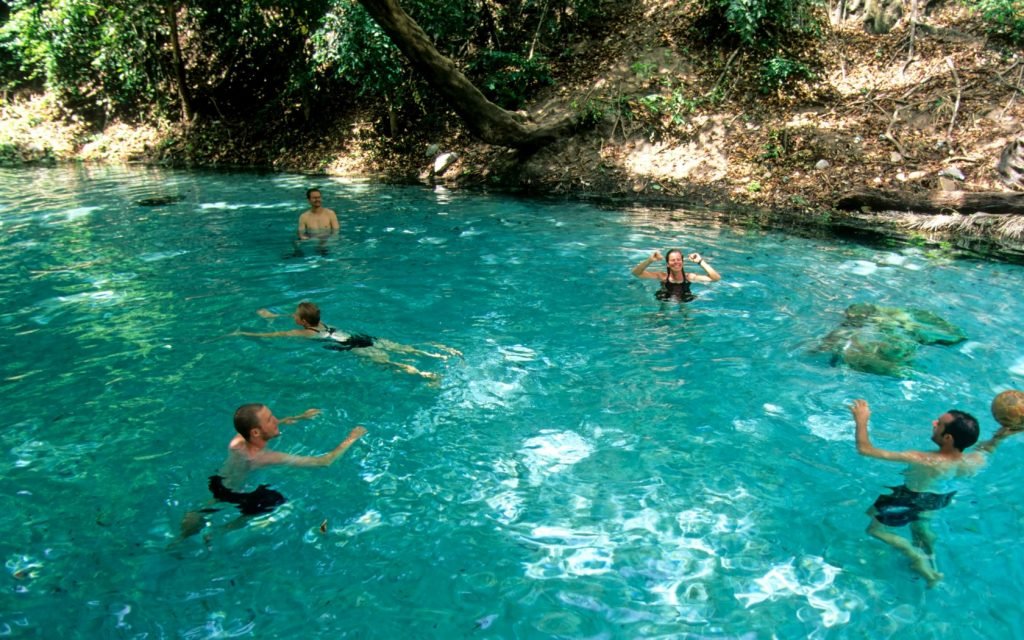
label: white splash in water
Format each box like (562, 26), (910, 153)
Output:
(732, 418), (761, 434)
(735, 556), (850, 627)
(499, 344), (537, 362)
(486, 491), (523, 524)
(806, 413), (847, 442)
(763, 403), (785, 416)
(1010, 355), (1024, 377)
(521, 525), (615, 579)
(839, 260), (878, 276)
(521, 430), (593, 486)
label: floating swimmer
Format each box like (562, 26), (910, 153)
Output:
(237, 302), (462, 380)
(631, 248), (721, 302)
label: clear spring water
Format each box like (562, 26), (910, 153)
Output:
(1, 165), (1023, 639)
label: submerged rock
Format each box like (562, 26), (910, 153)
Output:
(817, 303), (967, 377)
(137, 195), (183, 207)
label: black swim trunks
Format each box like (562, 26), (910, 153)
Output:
(208, 475), (286, 516)
(871, 484), (955, 527)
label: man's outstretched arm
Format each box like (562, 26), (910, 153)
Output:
(850, 399), (926, 463)
(280, 408), (320, 425)
(258, 426), (368, 468)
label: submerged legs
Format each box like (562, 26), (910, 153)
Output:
(866, 516), (942, 587)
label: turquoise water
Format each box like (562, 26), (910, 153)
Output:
(1, 165), (1023, 638)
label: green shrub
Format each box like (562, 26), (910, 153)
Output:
(759, 56), (813, 92)
(967, 0), (1024, 44)
(467, 50), (553, 110)
(0, 1), (48, 91)
(691, 0), (824, 49)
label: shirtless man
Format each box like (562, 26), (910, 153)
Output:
(297, 188), (339, 239)
(850, 399), (984, 587)
(181, 405), (366, 536)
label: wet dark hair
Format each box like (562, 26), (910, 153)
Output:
(943, 409), (980, 451)
(306, 187), (321, 200)
(234, 403), (267, 441)
(296, 301), (321, 327)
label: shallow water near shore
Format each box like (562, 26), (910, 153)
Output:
(1, 165), (1023, 638)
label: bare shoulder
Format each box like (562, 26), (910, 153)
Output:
(961, 451), (988, 470)
(228, 434), (247, 453)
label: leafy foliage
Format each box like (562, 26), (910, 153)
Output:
(687, 0), (824, 93)
(183, 0), (332, 119)
(0, 1), (49, 91)
(0, 0), (623, 131)
(311, 1), (413, 106)
(466, 50), (553, 109)
(310, 0), (591, 117)
(966, 0), (1024, 44)
(692, 0), (823, 49)
(758, 56), (813, 92)
(1, 0), (171, 120)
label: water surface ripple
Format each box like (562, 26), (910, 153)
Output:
(1, 166), (1023, 638)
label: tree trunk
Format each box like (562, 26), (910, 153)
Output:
(166, 1), (194, 123)
(356, 0), (575, 150)
(836, 188), (1024, 215)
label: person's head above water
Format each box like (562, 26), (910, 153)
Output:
(294, 302), (321, 328)
(934, 409), (980, 451)
(306, 187), (321, 201)
(664, 249), (684, 271)
(234, 403), (277, 442)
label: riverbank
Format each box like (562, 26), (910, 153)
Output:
(2, 2), (1022, 260)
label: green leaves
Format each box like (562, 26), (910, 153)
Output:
(466, 50), (553, 110)
(966, 0), (1024, 44)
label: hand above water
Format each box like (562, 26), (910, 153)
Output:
(849, 399), (870, 424)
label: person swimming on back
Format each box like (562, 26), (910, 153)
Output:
(631, 248), (721, 302)
(237, 302), (461, 380)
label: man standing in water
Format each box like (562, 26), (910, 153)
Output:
(849, 399), (988, 587)
(297, 188), (339, 239)
(182, 404), (366, 536)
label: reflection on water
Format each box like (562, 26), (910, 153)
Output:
(1, 166), (1023, 638)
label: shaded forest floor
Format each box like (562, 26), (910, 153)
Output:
(2, 0), (1023, 256)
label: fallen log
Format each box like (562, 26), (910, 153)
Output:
(836, 189), (1024, 214)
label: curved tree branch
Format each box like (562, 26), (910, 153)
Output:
(357, 0), (576, 150)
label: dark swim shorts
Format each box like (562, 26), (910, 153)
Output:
(872, 485), (955, 527)
(208, 475), (286, 516)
